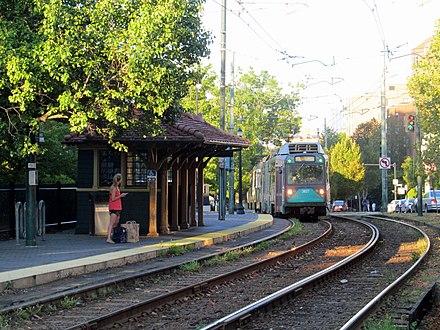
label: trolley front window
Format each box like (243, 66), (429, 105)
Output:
(287, 163), (325, 184)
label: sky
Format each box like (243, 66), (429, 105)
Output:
(201, 0), (440, 134)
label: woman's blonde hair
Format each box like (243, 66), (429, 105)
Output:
(112, 173), (122, 186)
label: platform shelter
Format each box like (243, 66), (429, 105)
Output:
(64, 113), (249, 237)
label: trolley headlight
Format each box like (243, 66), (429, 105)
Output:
(317, 188), (325, 196)
(287, 188), (294, 196)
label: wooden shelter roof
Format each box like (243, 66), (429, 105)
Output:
(64, 112), (250, 153)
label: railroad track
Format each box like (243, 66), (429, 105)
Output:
(0, 219), (293, 315)
(3, 216), (429, 329)
(1, 219), (332, 329)
(203, 215), (430, 330)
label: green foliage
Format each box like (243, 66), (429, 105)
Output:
(402, 156), (417, 192)
(329, 134), (365, 199)
(14, 304), (44, 321)
(0, 313), (10, 328)
(0, 121), (77, 184)
(408, 21), (440, 187)
(253, 240), (272, 251)
(352, 118), (381, 202)
(406, 187), (417, 198)
(60, 296), (80, 309)
(179, 261), (201, 272)
(38, 121), (77, 184)
(204, 255), (227, 267)
(278, 220), (305, 240)
(167, 244), (186, 256)
(182, 66), (302, 194)
(411, 251), (420, 263)
(319, 126), (340, 151)
(364, 315), (398, 330)
(1, 0), (211, 171)
(223, 250), (241, 262)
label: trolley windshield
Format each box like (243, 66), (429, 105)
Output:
(287, 163), (325, 185)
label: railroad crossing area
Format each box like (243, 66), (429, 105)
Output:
(0, 212), (273, 292)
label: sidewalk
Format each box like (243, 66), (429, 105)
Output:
(0, 212), (273, 291)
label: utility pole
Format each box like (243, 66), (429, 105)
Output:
(416, 106), (423, 216)
(228, 53), (235, 214)
(218, 0), (227, 220)
(381, 46), (388, 212)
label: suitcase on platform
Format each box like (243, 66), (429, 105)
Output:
(122, 221), (140, 243)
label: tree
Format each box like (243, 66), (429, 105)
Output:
(181, 66), (220, 195)
(233, 68), (302, 198)
(0, 0), (211, 176)
(352, 118), (381, 203)
(402, 156), (417, 197)
(329, 134), (365, 202)
(182, 66), (302, 194)
(407, 21), (440, 189)
(38, 121), (77, 184)
(319, 126), (340, 151)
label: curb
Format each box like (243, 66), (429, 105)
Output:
(0, 215), (273, 292)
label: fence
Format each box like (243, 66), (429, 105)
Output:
(15, 200), (46, 245)
(0, 183), (77, 240)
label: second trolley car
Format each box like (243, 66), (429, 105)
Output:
(248, 141), (330, 220)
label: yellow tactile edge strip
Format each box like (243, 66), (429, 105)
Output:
(0, 214), (273, 292)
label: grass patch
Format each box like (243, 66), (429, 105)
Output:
(185, 245), (195, 253)
(382, 271), (395, 283)
(204, 255), (227, 267)
(223, 250), (241, 262)
(157, 248), (167, 258)
(365, 315), (398, 329)
(279, 220), (305, 239)
(253, 240), (272, 251)
(60, 296), (80, 309)
(168, 244), (186, 256)
(0, 313), (11, 328)
(166, 244), (195, 256)
(12, 304), (44, 322)
(179, 261), (201, 272)
(411, 251), (420, 263)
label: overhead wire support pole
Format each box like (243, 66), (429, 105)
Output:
(381, 45), (388, 212)
(416, 106), (423, 216)
(228, 52), (235, 214)
(218, 0), (227, 220)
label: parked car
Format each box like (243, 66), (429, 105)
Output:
(403, 198), (415, 213)
(387, 200), (399, 213)
(394, 199), (406, 213)
(332, 200), (348, 212)
(422, 190), (440, 212)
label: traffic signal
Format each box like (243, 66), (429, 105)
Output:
(407, 114), (415, 132)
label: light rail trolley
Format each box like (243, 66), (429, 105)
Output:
(248, 142), (330, 220)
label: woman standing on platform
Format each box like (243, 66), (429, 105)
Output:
(107, 173), (128, 243)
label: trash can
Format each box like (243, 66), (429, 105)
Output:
(94, 202), (108, 236)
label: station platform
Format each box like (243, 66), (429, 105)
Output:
(0, 212), (273, 292)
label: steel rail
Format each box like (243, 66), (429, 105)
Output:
(0, 219), (295, 315)
(340, 215), (431, 330)
(67, 220), (333, 330)
(200, 217), (379, 330)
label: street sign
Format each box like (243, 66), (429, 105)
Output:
(379, 157), (391, 169)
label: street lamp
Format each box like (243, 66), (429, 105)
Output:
(236, 127), (245, 214)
